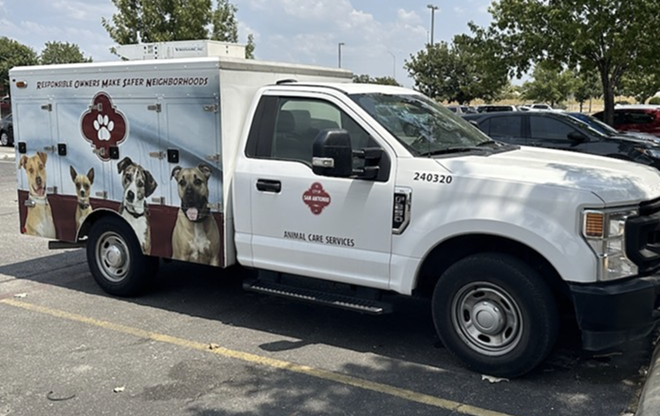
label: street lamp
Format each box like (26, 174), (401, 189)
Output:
(338, 42), (345, 68)
(387, 50), (396, 80)
(427, 4), (439, 46)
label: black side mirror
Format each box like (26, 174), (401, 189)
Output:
(312, 129), (353, 177)
(567, 131), (588, 142)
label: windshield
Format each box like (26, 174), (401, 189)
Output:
(570, 113), (618, 136)
(349, 93), (496, 156)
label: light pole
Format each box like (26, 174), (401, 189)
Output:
(387, 50), (396, 80)
(338, 42), (345, 68)
(427, 4), (439, 46)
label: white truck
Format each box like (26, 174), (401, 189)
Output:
(9, 42), (660, 378)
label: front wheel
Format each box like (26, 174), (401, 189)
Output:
(432, 253), (559, 378)
(86, 216), (158, 297)
(0, 131), (9, 146)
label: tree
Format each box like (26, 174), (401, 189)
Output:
(210, 0), (237, 42)
(40, 41), (92, 65)
(469, 0), (660, 125)
(352, 74), (400, 86)
(619, 68), (660, 104)
(102, 0), (256, 58)
(405, 37), (508, 104)
(0, 37), (38, 93)
(573, 71), (601, 112)
(521, 61), (574, 107)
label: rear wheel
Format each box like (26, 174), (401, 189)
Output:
(0, 131), (9, 146)
(432, 253), (559, 378)
(86, 216), (158, 297)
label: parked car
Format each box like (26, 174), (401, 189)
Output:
(592, 105), (660, 137)
(0, 113), (12, 146)
(446, 105), (477, 114)
(462, 111), (660, 170)
(0, 96), (10, 117)
(569, 112), (660, 143)
(476, 104), (518, 113)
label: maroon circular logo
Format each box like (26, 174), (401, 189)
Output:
(80, 92), (128, 161)
(302, 182), (331, 215)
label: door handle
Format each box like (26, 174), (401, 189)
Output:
(256, 179), (282, 193)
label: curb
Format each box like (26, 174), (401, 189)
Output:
(637, 334), (660, 415)
(0, 153), (15, 161)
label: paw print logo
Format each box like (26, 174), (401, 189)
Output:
(94, 114), (114, 141)
(80, 92), (128, 161)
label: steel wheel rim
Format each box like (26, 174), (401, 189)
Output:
(0, 132), (7, 146)
(451, 281), (523, 356)
(95, 230), (131, 283)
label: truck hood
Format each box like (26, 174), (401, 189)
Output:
(438, 146), (660, 205)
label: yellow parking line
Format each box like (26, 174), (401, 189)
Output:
(1, 298), (516, 416)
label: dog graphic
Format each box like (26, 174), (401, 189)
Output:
(70, 166), (94, 230)
(171, 164), (220, 266)
(20, 152), (56, 238)
(117, 157), (157, 253)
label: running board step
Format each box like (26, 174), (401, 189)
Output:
(243, 280), (392, 315)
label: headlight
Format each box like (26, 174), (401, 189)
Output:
(637, 147), (660, 159)
(582, 208), (638, 281)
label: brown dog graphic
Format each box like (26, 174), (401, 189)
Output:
(20, 152), (56, 238)
(171, 164), (220, 266)
(70, 166), (94, 230)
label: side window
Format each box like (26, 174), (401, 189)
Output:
(530, 116), (573, 140)
(488, 116), (521, 140)
(627, 110), (655, 124)
(272, 98), (377, 164)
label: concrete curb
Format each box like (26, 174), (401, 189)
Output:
(637, 334), (660, 415)
(0, 153), (15, 161)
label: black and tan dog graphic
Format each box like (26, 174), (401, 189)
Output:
(70, 166), (94, 230)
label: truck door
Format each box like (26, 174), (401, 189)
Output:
(235, 93), (395, 289)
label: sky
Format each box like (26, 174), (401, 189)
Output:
(0, 0), (494, 88)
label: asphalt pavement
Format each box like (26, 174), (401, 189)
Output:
(1, 145), (660, 415)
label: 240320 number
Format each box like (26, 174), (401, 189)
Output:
(413, 172), (453, 184)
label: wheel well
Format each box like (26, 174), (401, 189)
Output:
(77, 209), (126, 242)
(414, 234), (570, 302)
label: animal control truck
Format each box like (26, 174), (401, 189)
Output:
(9, 41), (660, 378)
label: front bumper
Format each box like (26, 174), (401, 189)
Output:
(570, 275), (660, 351)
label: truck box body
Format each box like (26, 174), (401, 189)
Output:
(10, 57), (352, 267)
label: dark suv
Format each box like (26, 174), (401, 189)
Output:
(592, 106), (660, 137)
(462, 111), (660, 170)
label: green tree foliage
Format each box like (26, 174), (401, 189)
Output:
(103, 0), (256, 58)
(40, 41), (92, 65)
(0, 37), (38, 92)
(352, 74), (400, 86)
(573, 71), (601, 111)
(619, 68), (660, 104)
(405, 36), (507, 104)
(521, 61), (574, 107)
(469, 0), (660, 125)
(245, 34), (255, 60)
(210, 0), (237, 42)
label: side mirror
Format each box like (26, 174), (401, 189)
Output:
(568, 131), (588, 142)
(312, 129), (353, 177)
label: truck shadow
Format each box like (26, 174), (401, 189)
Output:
(0, 250), (651, 416)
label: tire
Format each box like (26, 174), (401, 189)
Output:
(432, 253), (559, 378)
(0, 131), (8, 146)
(86, 216), (159, 297)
